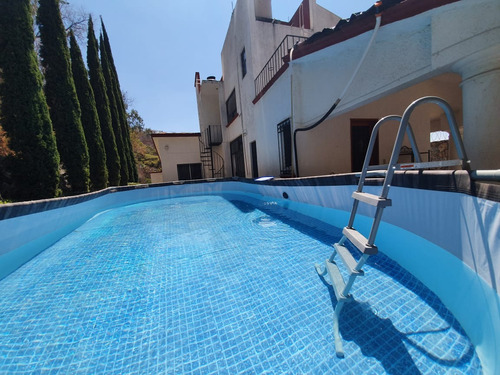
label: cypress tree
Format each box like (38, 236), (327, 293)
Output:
(100, 35), (129, 186)
(101, 18), (138, 182)
(37, 0), (90, 194)
(0, 0), (60, 200)
(87, 16), (120, 186)
(69, 30), (108, 191)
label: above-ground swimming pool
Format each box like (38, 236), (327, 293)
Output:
(0, 174), (499, 374)
(0, 191), (486, 374)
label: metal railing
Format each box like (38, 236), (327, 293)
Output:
(204, 125), (222, 146)
(199, 130), (224, 179)
(254, 35), (307, 97)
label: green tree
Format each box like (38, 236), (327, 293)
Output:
(37, 0), (90, 194)
(100, 35), (129, 185)
(101, 18), (138, 182)
(0, 0), (60, 200)
(36, 0), (89, 193)
(69, 30), (108, 190)
(86, 16), (120, 186)
(128, 109), (145, 132)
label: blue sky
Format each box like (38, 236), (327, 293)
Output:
(68, 0), (376, 133)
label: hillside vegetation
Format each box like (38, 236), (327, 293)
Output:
(130, 127), (161, 184)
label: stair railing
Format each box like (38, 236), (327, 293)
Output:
(198, 136), (225, 179)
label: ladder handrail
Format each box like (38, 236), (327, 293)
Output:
(318, 96), (470, 358)
(356, 115), (421, 193)
(381, 96), (470, 199)
(348, 115), (419, 229)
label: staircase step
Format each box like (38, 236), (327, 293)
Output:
(325, 260), (351, 302)
(342, 227), (378, 255)
(333, 243), (364, 276)
(352, 192), (391, 207)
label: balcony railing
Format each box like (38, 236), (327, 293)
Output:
(254, 35), (308, 98)
(199, 127), (224, 179)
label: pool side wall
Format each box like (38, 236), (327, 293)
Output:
(0, 173), (499, 374)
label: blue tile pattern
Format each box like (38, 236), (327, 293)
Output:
(0, 194), (481, 374)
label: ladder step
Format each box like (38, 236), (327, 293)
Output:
(325, 260), (352, 302)
(333, 243), (364, 276)
(342, 227), (378, 255)
(352, 192), (391, 208)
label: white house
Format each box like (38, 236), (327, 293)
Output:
(192, 0), (499, 179)
(150, 133), (203, 183)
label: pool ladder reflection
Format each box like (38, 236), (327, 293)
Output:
(315, 96), (470, 357)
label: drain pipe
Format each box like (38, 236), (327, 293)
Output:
(290, 46), (296, 177)
(293, 1), (383, 177)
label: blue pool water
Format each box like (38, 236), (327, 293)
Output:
(0, 194), (481, 374)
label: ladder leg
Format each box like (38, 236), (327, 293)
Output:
(353, 254), (369, 273)
(315, 262), (327, 277)
(367, 207), (385, 245)
(338, 235), (347, 246)
(333, 300), (346, 357)
(347, 200), (360, 229)
(342, 254), (369, 296)
(328, 244), (339, 262)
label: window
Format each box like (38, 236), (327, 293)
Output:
(226, 89), (237, 124)
(241, 48), (247, 78)
(277, 118), (292, 177)
(177, 163), (202, 181)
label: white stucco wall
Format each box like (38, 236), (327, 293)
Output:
(251, 68), (463, 177)
(196, 79), (222, 130)
(198, 0), (500, 178)
(249, 0), (499, 176)
(217, 0), (340, 178)
(296, 74), (463, 176)
(150, 172), (163, 184)
(434, 0), (500, 169)
(290, 10), (434, 128)
(152, 135), (201, 182)
(311, 2), (340, 31)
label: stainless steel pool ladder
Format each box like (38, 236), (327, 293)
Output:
(315, 96), (470, 357)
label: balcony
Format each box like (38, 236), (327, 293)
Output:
(254, 35), (308, 100)
(203, 125), (222, 146)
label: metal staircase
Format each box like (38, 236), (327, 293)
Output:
(315, 96), (470, 357)
(199, 125), (224, 179)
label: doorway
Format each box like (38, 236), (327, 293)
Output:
(250, 141), (259, 178)
(230, 135), (245, 177)
(351, 119), (379, 172)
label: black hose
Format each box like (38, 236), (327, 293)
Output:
(292, 1), (383, 177)
(293, 98), (341, 177)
